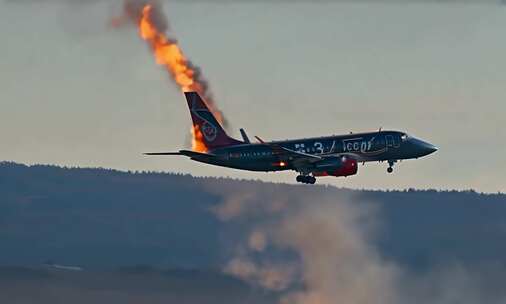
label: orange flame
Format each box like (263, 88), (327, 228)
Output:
(130, 3), (225, 152)
(191, 125), (207, 153)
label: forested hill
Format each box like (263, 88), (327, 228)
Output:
(1, 161), (505, 270)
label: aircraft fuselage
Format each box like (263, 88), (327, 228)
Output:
(146, 92), (438, 185)
(195, 130), (437, 172)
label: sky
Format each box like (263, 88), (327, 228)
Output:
(1, 0), (505, 192)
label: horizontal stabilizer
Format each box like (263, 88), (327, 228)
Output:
(178, 150), (216, 158)
(144, 152), (183, 156)
(144, 150), (216, 158)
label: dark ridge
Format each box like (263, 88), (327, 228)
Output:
(1, 161), (505, 271)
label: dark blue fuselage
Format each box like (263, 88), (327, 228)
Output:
(195, 130), (437, 172)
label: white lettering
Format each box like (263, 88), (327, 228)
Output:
(343, 137), (375, 153)
(314, 142), (324, 154)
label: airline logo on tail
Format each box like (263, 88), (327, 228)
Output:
(190, 97), (218, 142)
(201, 120), (217, 142)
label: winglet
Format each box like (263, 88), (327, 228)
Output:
(240, 128), (251, 143)
(254, 136), (265, 144)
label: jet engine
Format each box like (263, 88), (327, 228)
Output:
(312, 156), (358, 177)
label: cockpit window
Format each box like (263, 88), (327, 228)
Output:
(401, 133), (409, 142)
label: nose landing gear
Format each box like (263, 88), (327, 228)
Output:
(296, 175), (316, 184)
(387, 160), (396, 174)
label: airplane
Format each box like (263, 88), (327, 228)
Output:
(145, 92), (438, 184)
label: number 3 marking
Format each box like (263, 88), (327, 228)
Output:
(314, 142), (324, 154)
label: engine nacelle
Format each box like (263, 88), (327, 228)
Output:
(313, 157), (358, 177)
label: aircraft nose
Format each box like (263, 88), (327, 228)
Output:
(410, 137), (438, 157)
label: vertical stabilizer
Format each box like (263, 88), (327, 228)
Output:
(184, 92), (242, 150)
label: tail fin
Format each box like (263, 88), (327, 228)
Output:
(184, 92), (242, 150)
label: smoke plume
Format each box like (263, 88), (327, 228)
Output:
(212, 188), (506, 304)
(116, 0), (229, 152)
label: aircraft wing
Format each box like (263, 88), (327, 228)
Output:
(265, 144), (366, 171)
(274, 146), (323, 162)
(263, 144), (324, 170)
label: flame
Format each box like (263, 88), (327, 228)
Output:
(191, 125), (208, 153)
(126, 2), (225, 152)
(138, 5), (196, 91)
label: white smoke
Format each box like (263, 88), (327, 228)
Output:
(212, 188), (506, 304)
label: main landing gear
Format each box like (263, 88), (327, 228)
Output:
(387, 160), (396, 174)
(296, 175), (316, 184)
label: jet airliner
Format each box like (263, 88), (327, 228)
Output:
(146, 92), (437, 184)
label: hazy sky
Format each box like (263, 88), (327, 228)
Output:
(1, 0), (505, 192)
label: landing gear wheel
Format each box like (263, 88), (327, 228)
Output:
(387, 160), (396, 174)
(296, 175), (316, 184)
